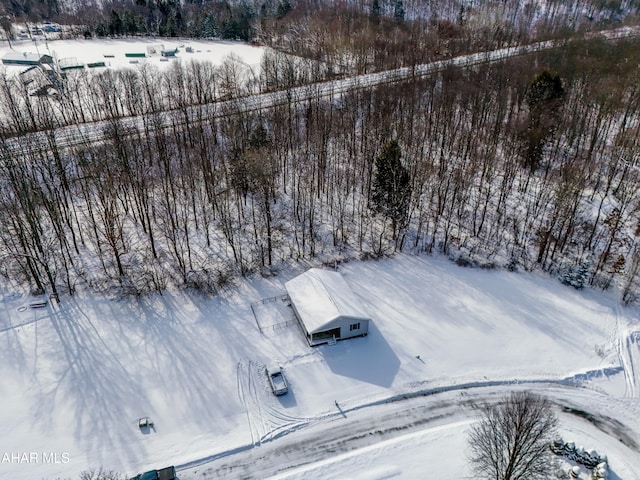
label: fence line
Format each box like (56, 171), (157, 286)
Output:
(253, 294), (289, 306)
(251, 294), (293, 334)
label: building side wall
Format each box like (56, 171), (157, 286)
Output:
(307, 316), (369, 346)
(289, 301), (312, 342)
(338, 316), (369, 339)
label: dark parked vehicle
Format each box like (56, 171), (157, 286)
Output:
(130, 466), (176, 480)
(267, 365), (288, 396)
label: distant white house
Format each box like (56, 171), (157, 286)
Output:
(285, 268), (370, 346)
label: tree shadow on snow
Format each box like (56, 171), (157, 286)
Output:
(38, 299), (147, 469)
(133, 293), (240, 427)
(320, 322), (400, 388)
(608, 469), (623, 480)
(33, 290), (242, 474)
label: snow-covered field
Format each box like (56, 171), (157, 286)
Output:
(1, 254), (639, 479)
(0, 37), (265, 76)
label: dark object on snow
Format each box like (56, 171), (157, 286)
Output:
(138, 417), (154, 429)
(28, 289), (48, 308)
(161, 48), (178, 57)
(28, 299), (48, 308)
(267, 365), (288, 396)
(129, 465), (176, 480)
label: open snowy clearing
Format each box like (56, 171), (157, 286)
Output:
(0, 254), (639, 479)
(0, 37), (265, 75)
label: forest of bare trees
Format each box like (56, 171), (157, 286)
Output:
(1, 28), (640, 303)
(5, 0), (640, 46)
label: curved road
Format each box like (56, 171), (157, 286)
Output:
(177, 380), (640, 479)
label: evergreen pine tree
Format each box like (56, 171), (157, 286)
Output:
(523, 70), (565, 172)
(276, 0), (292, 19)
(394, 0), (405, 22)
(372, 140), (412, 239)
(560, 261), (589, 290)
(370, 0), (381, 21)
(526, 70), (564, 107)
(201, 13), (217, 37)
(109, 9), (123, 36)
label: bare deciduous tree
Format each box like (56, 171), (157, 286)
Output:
(78, 468), (123, 480)
(467, 391), (558, 480)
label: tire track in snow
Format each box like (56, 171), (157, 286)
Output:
(247, 360), (268, 444)
(236, 362), (252, 445)
(623, 332), (640, 398)
(613, 304), (638, 398)
(237, 361), (262, 446)
(238, 361), (310, 445)
(250, 361), (310, 443)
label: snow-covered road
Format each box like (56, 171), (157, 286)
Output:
(178, 382), (640, 479)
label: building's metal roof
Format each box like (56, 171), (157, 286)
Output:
(2, 52), (53, 64)
(285, 268), (370, 334)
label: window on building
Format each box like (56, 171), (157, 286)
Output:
(350, 322), (360, 331)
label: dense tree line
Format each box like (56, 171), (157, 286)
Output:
(1, 36), (640, 304)
(4, 0), (640, 48)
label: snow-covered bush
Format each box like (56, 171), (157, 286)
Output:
(560, 262), (589, 290)
(550, 438), (610, 478)
(593, 462), (609, 479)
